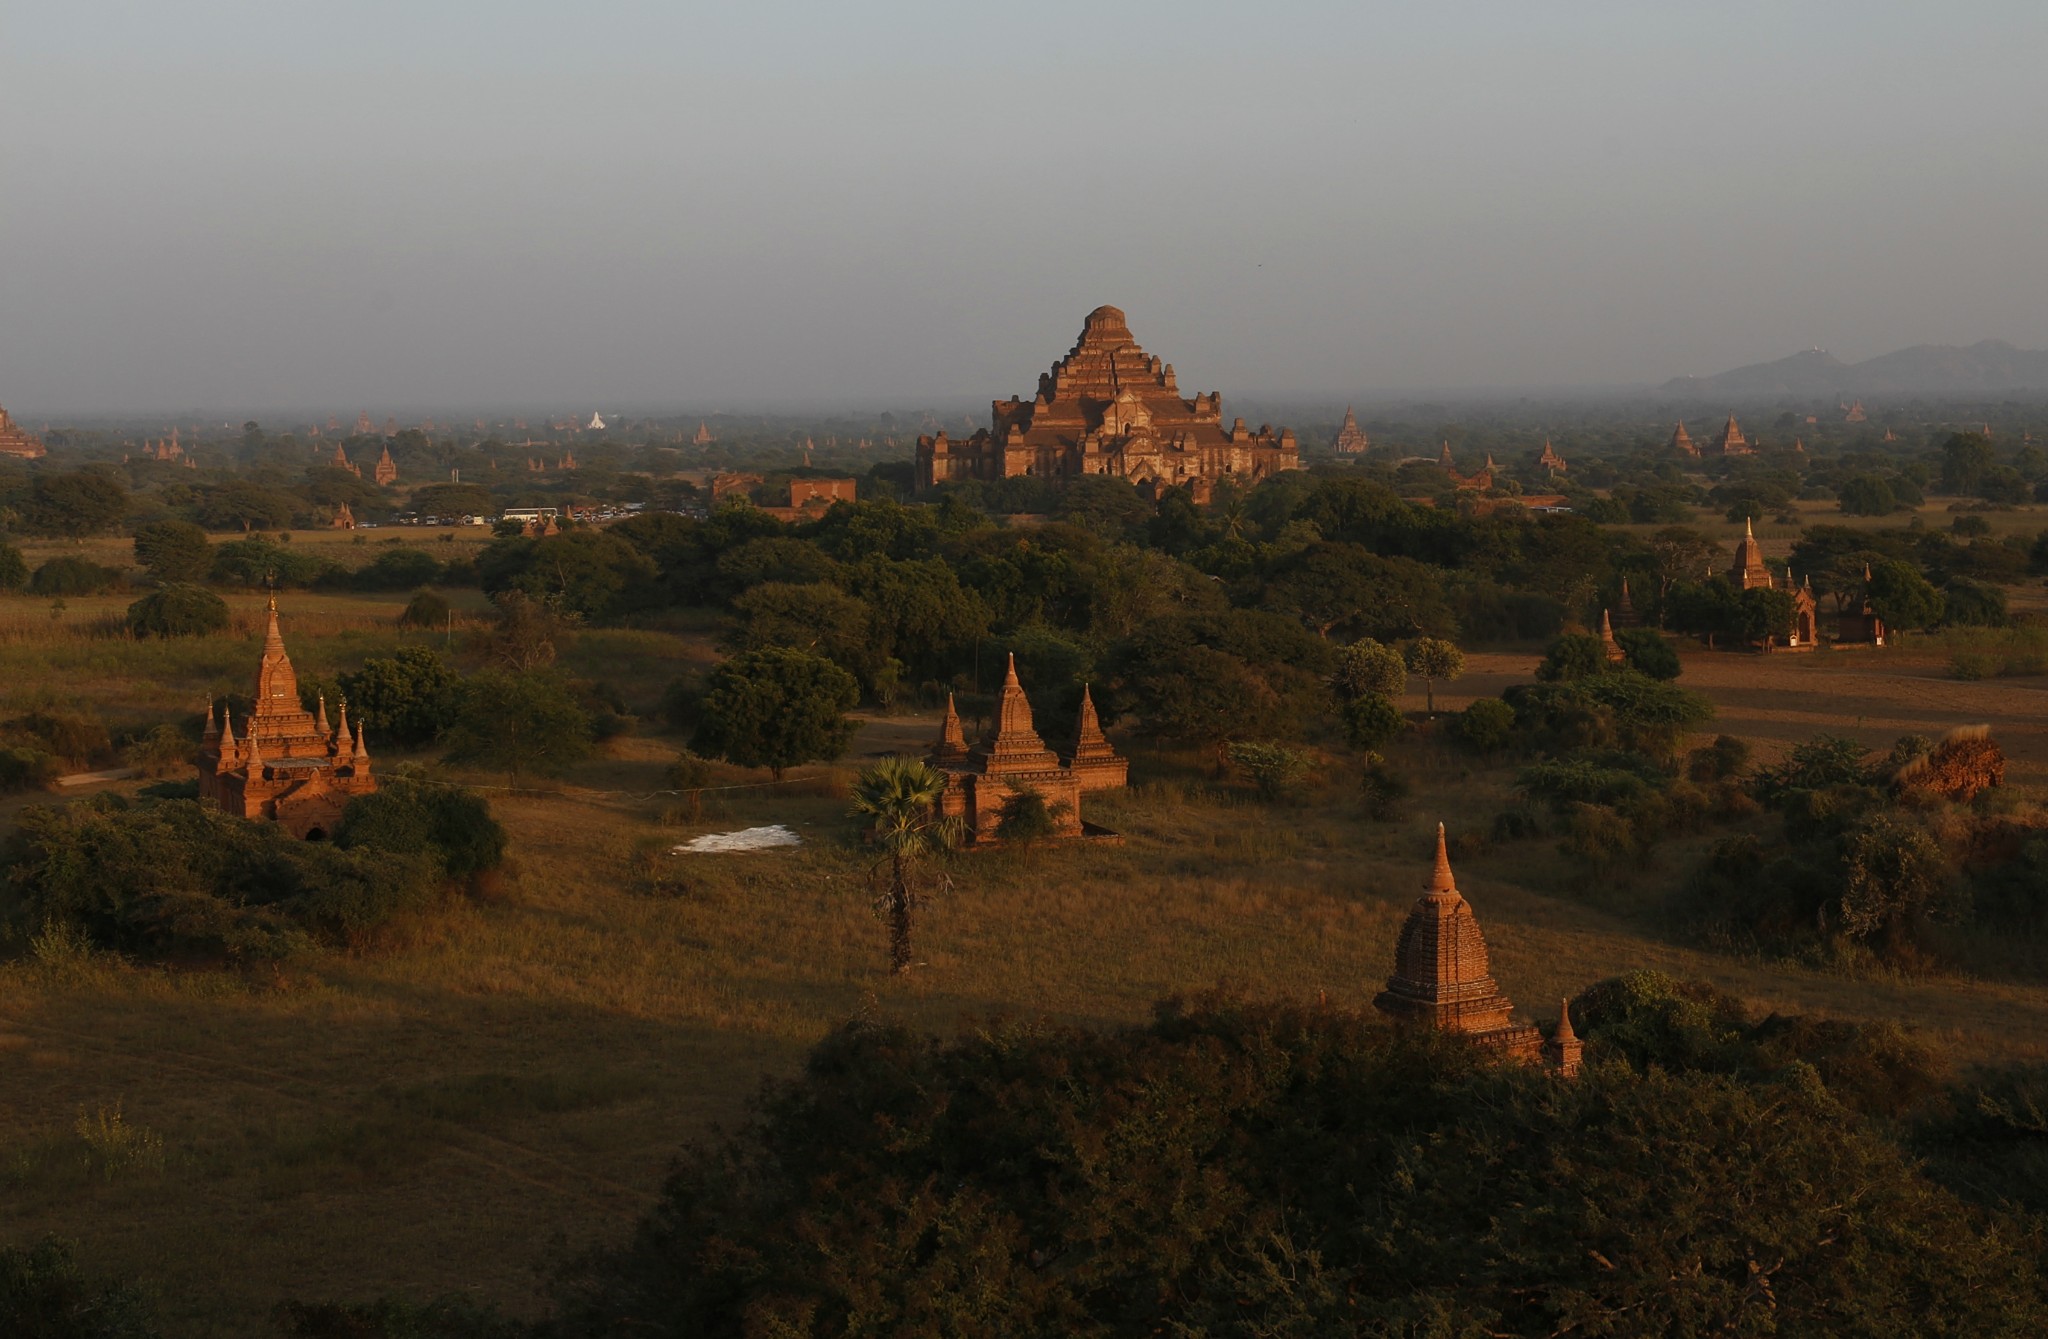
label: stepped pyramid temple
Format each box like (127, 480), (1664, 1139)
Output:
(1728, 520), (1818, 647)
(1669, 421), (1697, 457)
(198, 599), (376, 838)
(928, 658), (1123, 842)
(1332, 406), (1370, 453)
(1375, 826), (1581, 1077)
(0, 403), (47, 459)
(374, 444), (398, 486)
(1535, 439), (1567, 473)
(915, 305), (1300, 502)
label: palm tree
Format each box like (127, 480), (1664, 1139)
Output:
(848, 757), (963, 974)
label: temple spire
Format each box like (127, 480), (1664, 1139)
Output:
(352, 721), (369, 764)
(336, 697), (349, 744)
(1554, 998), (1578, 1044)
(202, 700), (219, 745)
(1429, 822), (1456, 894)
(216, 708), (237, 768)
(934, 691), (968, 762)
(316, 694), (330, 739)
(244, 726), (263, 771)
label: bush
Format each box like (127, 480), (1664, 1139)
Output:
(1341, 693), (1406, 752)
(123, 723), (192, 778)
(0, 540), (26, 592)
(9, 706), (112, 766)
(1450, 697), (1516, 754)
(1225, 741), (1312, 801)
(1686, 734), (1751, 782)
(29, 556), (122, 597)
(1614, 627), (1681, 679)
(334, 778), (508, 885)
(1536, 632), (1609, 682)
(691, 647), (860, 780)
(1328, 637), (1406, 700)
(553, 996), (2048, 1337)
(0, 797), (441, 960)
(443, 670), (595, 777)
(398, 589), (452, 630)
(995, 787), (1068, 843)
(353, 547), (443, 591)
(132, 519), (211, 583)
(337, 647), (460, 749)
(0, 747), (59, 794)
(125, 585), (230, 638)
(1359, 760), (1409, 821)
(0, 1236), (160, 1338)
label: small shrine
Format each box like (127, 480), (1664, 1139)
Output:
(1374, 825), (1581, 1077)
(0, 403), (48, 460)
(374, 444), (398, 486)
(928, 658), (1120, 843)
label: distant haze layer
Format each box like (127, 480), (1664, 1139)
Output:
(5, 2), (2048, 415)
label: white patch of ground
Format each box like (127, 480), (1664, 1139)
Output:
(671, 825), (802, 854)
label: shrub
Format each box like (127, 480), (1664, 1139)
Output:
(1560, 801), (1640, 868)
(1359, 760), (1409, 821)
(1328, 637), (1406, 700)
(398, 589), (452, 630)
(553, 996), (2048, 1337)
(1341, 693), (1405, 752)
(335, 778), (507, 884)
(691, 647), (860, 780)
(0, 797), (441, 960)
(1536, 632), (1609, 682)
(0, 1236), (160, 1338)
(337, 647), (460, 749)
(132, 519), (211, 582)
(1225, 741), (1312, 801)
(1686, 734), (1751, 782)
(352, 547), (443, 591)
(995, 787), (1069, 843)
(443, 670), (595, 777)
(0, 747), (59, 794)
(1614, 626), (1681, 679)
(124, 723), (192, 778)
(29, 556), (122, 597)
(1450, 697), (1516, 754)
(1519, 754), (1660, 809)
(125, 585), (230, 638)
(9, 706), (112, 766)
(0, 540), (26, 591)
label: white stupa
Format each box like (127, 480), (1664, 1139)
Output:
(587, 411), (606, 431)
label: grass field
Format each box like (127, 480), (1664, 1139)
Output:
(5, 587), (2048, 1332)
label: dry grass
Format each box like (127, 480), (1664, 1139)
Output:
(7, 616), (2048, 1331)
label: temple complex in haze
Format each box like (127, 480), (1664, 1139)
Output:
(198, 599), (376, 838)
(928, 657), (1124, 842)
(0, 404), (47, 459)
(1331, 406), (1370, 454)
(1375, 825), (1581, 1077)
(916, 305), (1301, 502)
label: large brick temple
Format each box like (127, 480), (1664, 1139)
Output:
(916, 305), (1301, 502)
(198, 599), (376, 838)
(0, 402), (47, 459)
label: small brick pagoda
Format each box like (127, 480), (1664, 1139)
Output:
(929, 657), (1107, 843)
(1669, 421), (1697, 457)
(1063, 684), (1128, 791)
(0, 403), (47, 459)
(1375, 825), (1580, 1076)
(198, 599), (376, 838)
(1709, 414), (1755, 457)
(916, 305), (1300, 502)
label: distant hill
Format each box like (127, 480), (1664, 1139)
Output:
(1662, 340), (2048, 399)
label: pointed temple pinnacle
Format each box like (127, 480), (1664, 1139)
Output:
(1003, 652), (1020, 688)
(1429, 822), (1457, 894)
(1600, 608), (1613, 636)
(1555, 997), (1578, 1043)
(1744, 516), (1754, 538)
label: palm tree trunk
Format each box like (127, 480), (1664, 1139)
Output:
(888, 853), (913, 974)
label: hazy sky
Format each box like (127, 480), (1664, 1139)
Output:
(6, 1), (2048, 415)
